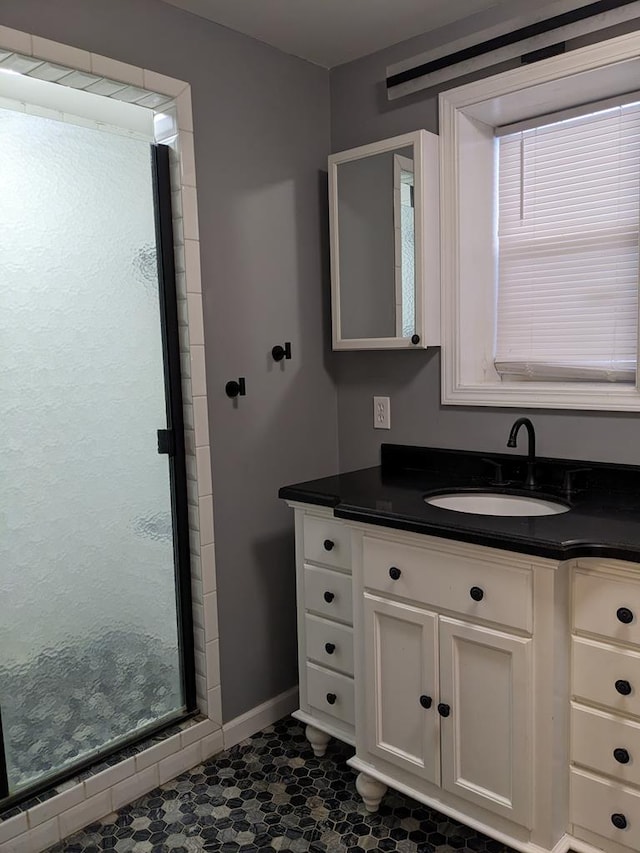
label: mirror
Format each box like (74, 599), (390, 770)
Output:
(328, 131), (439, 350)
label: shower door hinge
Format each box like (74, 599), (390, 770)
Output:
(157, 429), (175, 456)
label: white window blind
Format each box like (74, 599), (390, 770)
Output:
(495, 102), (640, 382)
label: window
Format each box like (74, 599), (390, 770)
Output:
(439, 30), (640, 411)
(495, 103), (640, 383)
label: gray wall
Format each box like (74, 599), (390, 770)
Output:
(330, 3), (640, 472)
(0, 0), (339, 721)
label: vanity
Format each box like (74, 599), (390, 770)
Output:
(280, 444), (640, 853)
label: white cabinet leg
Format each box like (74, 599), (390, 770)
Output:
(306, 724), (331, 757)
(356, 772), (387, 813)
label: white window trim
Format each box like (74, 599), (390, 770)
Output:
(439, 29), (640, 412)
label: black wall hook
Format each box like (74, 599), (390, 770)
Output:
(272, 342), (292, 362)
(225, 377), (246, 398)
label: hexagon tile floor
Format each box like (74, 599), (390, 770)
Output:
(47, 717), (517, 853)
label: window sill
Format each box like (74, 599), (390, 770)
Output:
(441, 375), (640, 412)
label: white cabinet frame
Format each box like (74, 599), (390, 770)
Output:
(329, 130), (440, 350)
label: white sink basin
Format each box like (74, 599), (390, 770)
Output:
(425, 492), (569, 517)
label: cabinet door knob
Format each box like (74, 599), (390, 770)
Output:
(617, 607), (634, 624)
(437, 703), (450, 717)
(325, 642), (336, 655)
(616, 679), (632, 696)
(470, 586), (484, 602)
(389, 566), (401, 580)
(419, 695), (432, 709)
(411, 334), (420, 345)
(323, 591), (335, 604)
(326, 693), (337, 705)
(614, 748), (631, 764)
(611, 813), (628, 830)
(323, 539), (335, 551)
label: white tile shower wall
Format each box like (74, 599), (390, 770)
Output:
(31, 35), (90, 72)
(1, 818), (59, 853)
(0, 728), (224, 853)
(0, 26), (221, 853)
(0, 24), (31, 54)
(90, 54), (144, 87)
(110, 764), (160, 813)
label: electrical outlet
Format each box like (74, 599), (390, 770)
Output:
(373, 396), (391, 429)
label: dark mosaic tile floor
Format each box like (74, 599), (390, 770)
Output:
(47, 718), (517, 853)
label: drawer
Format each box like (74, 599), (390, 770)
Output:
(571, 767), (640, 849)
(305, 614), (354, 676)
(572, 703), (640, 787)
(573, 637), (640, 717)
(304, 564), (353, 624)
(303, 515), (350, 570)
(306, 662), (355, 726)
(574, 569), (640, 647)
(363, 535), (532, 633)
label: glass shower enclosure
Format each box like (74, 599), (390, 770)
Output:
(0, 108), (195, 802)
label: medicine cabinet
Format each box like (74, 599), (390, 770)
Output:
(328, 130), (440, 350)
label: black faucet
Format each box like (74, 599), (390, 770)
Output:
(507, 417), (537, 488)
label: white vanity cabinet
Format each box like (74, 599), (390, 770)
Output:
(362, 595), (440, 783)
(362, 594), (533, 828)
(290, 505), (355, 755)
(570, 561), (640, 853)
(356, 531), (538, 834)
(439, 618), (532, 825)
(285, 500), (640, 853)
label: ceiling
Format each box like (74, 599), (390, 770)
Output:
(160, 0), (515, 68)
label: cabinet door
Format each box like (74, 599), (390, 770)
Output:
(439, 617), (532, 828)
(363, 593), (440, 784)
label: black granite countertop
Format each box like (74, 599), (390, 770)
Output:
(279, 444), (640, 563)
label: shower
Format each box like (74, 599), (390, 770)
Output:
(0, 105), (195, 803)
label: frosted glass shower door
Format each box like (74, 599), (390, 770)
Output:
(0, 109), (190, 797)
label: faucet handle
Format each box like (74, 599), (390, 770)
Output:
(562, 467), (590, 498)
(481, 458), (504, 485)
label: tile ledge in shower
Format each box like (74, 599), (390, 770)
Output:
(0, 716), (223, 851)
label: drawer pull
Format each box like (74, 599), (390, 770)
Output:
(323, 539), (335, 551)
(437, 703), (450, 717)
(617, 607), (634, 624)
(389, 566), (401, 580)
(323, 591), (335, 603)
(611, 813), (628, 830)
(614, 747), (631, 764)
(326, 692), (337, 705)
(324, 642), (336, 655)
(419, 695), (432, 709)
(470, 586), (484, 602)
(616, 679), (632, 696)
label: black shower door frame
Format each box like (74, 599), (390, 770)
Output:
(0, 143), (196, 806)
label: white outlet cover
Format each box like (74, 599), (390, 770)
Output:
(373, 396), (391, 429)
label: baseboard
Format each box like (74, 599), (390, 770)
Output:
(222, 686), (299, 750)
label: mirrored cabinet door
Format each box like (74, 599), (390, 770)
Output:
(329, 130), (440, 350)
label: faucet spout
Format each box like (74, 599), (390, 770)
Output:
(507, 417), (537, 488)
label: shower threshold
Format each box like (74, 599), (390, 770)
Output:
(0, 709), (203, 816)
